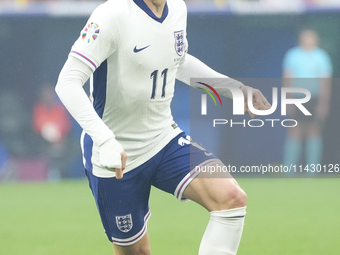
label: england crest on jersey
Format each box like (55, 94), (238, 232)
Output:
(116, 214), (133, 233)
(174, 30), (184, 56)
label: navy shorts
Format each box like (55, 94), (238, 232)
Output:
(85, 132), (221, 246)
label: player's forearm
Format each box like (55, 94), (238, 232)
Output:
(176, 54), (244, 98)
(55, 56), (114, 146)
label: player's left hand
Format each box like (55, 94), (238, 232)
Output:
(240, 85), (271, 118)
(114, 151), (127, 180)
(99, 137), (127, 179)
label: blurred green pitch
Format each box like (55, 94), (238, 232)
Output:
(1, 178), (339, 255)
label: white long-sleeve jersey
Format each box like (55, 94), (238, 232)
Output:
(56, 0), (243, 177)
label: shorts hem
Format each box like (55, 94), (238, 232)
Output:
(111, 210), (151, 246)
(174, 158), (223, 202)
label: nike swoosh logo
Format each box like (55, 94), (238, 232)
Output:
(133, 45), (150, 53)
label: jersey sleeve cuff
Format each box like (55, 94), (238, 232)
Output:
(69, 51), (98, 71)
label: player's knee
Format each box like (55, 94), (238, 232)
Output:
(134, 247), (151, 255)
(211, 185), (247, 211)
(228, 186), (247, 208)
(116, 247), (151, 255)
(113, 243), (151, 255)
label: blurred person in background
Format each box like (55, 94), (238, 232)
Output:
(0, 90), (30, 158)
(283, 29), (332, 170)
(0, 141), (9, 181)
(33, 84), (72, 180)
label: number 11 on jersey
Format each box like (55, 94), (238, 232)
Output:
(150, 69), (168, 99)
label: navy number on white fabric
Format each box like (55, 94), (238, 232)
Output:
(150, 69), (168, 99)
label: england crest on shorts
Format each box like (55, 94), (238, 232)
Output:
(116, 214), (133, 233)
(174, 30), (185, 56)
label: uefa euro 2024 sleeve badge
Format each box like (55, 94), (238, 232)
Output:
(174, 30), (184, 56)
(82, 22), (100, 43)
(116, 214), (133, 233)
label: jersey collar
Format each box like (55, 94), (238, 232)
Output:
(133, 0), (169, 23)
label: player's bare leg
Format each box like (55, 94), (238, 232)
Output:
(183, 164), (247, 255)
(113, 233), (151, 255)
(184, 170), (246, 211)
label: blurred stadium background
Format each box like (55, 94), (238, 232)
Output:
(0, 0), (340, 254)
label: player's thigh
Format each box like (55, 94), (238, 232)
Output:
(183, 165), (247, 212)
(113, 233), (151, 255)
(151, 133), (220, 201)
(152, 133), (246, 210)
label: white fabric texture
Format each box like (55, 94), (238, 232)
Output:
(66, 0), (186, 175)
(56, 0), (244, 177)
(56, 56), (114, 147)
(56, 57), (126, 177)
(199, 207), (246, 255)
(176, 54), (244, 98)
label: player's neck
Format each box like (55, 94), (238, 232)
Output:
(143, 0), (166, 18)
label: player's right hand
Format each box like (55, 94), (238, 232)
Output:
(99, 137), (127, 179)
(241, 85), (272, 118)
